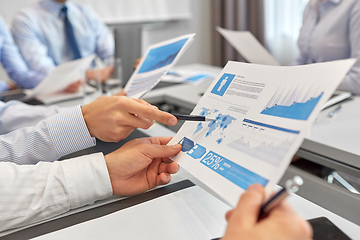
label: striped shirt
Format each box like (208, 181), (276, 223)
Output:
(0, 152), (112, 232)
(0, 104), (96, 164)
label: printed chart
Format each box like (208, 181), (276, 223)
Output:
(138, 38), (188, 73)
(261, 85), (324, 120)
(193, 107), (236, 144)
(227, 119), (299, 166)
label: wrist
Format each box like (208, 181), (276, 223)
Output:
(81, 104), (95, 138)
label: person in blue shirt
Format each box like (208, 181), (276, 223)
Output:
(297, 0), (360, 95)
(0, 16), (46, 92)
(11, 0), (114, 92)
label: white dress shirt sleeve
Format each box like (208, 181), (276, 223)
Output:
(0, 100), (60, 134)
(0, 152), (113, 232)
(0, 105), (96, 164)
(80, 5), (115, 62)
(11, 10), (57, 75)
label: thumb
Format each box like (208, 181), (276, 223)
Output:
(229, 184), (265, 228)
(142, 143), (182, 159)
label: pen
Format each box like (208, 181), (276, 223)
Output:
(258, 176), (303, 218)
(328, 104), (342, 118)
(172, 113), (216, 122)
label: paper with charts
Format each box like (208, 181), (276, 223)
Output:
(217, 27), (280, 66)
(124, 34), (195, 99)
(168, 59), (355, 206)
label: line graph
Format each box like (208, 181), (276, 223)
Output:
(261, 84), (324, 120)
(138, 38), (188, 73)
(227, 119), (299, 166)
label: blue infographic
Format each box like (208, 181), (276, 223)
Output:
(211, 73), (235, 96)
(194, 107), (236, 144)
(261, 86), (324, 120)
(200, 151), (268, 189)
(138, 38), (188, 74)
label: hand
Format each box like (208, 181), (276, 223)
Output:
(223, 184), (312, 240)
(105, 137), (181, 195)
(64, 80), (81, 93)
(7, 83), (16, 90)
(81, 96), (178, 142)
(86, 66), (114, 83)
(115, 89), (127, 96)
(133, 57), (142, 70)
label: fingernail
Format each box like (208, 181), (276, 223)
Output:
(164, 173), (171, 181)
(169, 117), (177, 125)
(177, 163), (180, 171)
(247, 184), (262, 191)
(173, 144), (181, 150)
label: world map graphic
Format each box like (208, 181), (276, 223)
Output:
(193, 107), (236, 144)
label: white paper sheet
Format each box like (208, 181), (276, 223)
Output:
(32, 186), (231, 240)
(23, 55), (95, 100)
(217, 27), (280, 66)
(124, 34), (195, 99)
(168, 59), (356, 207)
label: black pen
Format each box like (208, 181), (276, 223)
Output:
(172, 113), (216, 122)
(258, 176), (303, 218)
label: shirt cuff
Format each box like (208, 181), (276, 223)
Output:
(0, 81), (10, 92)
(62, 152), (113, 209)
(46, 105), (96, 157)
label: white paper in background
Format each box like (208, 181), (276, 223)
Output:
(168, 59), (355, 207)
(124, 34), (195, 99)
(32, 186), (231, 240)
(161, 70), (214, 85)
(217, 27), (280, 66)
(23, 55), (95, 100)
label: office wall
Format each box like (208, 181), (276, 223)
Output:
(142, 0), (213, 66)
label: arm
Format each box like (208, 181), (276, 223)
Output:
(0, 16), (46, 89)
(11, 11), (56, 76)
(0, 100), (60, 134)
(337, 2), (360, 94)
(223, 184), (312, 240)
(0, 153), (112, 232)
(0, 136), (181, 232)
(0, 106), (95, 164)
(82, 6), (114, 62)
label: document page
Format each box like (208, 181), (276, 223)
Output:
(217, 27), (280, 66)
(168, 59), (355, 206)
(32, 186), (230, 240)
(124, 34), (195, 99)
(24, 55), (95, 100)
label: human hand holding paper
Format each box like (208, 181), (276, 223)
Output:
(105, 137), (181, 196)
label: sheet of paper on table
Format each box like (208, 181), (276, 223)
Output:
(168, 59), (356, 207)
(32, 186), (231, 240)
(23, 55), (95, 101)
(124, 33), (195, 99)
(217, 27), (280, 66)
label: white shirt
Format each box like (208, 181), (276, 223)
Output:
(0, 103), (96, 164)
(297, 0), (360, 94)
(11, 0), (114, 78)
(0, 100), (60, 135)
(0, 152), (113, 232)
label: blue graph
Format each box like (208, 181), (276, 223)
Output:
(138, 38), (188, 73)
(261, 85), (324, 120)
